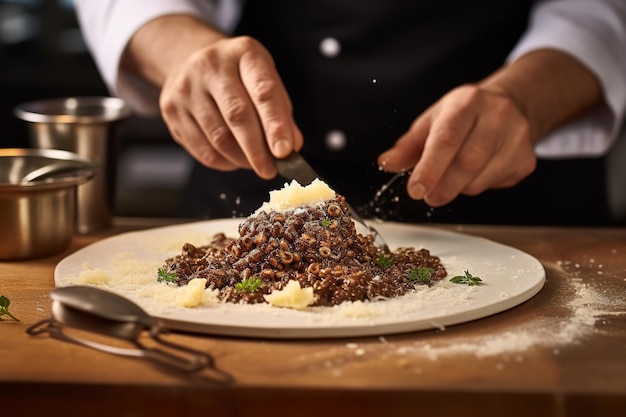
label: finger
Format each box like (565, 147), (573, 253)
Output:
(461, 135), (537, 196)
(198, 42), (275, 179)
(160, 52), (250, 171)
(377, 112), (431, 173)
(189, 92), (251, 169)
(208, 76), (276, 178)
(406, 98), (477, 200)
(240, 47), (299, 159)
(423, 120), (495, 206)
(164, 107), (239, 172)
(460, 96), (536, 196)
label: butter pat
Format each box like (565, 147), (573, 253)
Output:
(176, 278), (207, 307)
(256, 179), (335, 214)
(263, 280), (315, 310)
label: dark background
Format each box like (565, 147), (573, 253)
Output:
(1, 1), (623, 225)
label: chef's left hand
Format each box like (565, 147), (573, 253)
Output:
(378, 84), (537, 207)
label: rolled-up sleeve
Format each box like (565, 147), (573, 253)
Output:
(508, 0), (626, 158)
(73, 0), (241, 115)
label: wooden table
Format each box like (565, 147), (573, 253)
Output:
(1, 218), (625, 417)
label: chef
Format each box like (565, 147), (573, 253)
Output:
(73, 0), (626, 225)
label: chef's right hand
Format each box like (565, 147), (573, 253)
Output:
(159, 36), (303, 179)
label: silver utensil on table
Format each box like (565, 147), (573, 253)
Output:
(27, 286), (232, 383)
(274, 152), (389, 250)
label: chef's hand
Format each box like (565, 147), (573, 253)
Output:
(159, 35), (303, 179)
(378, 84), (536, 207)
(378, 49), (603, 208)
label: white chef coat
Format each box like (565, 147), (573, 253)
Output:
(73, 0), (626, 160)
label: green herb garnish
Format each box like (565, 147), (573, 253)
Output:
(157, 267), (177, 284)
(321, 218), (331, 228)
(235, 276), (262, 292)
(409, 267), (434, 284)
(450, 270), (483, 286)
(375, 254), (394, 268)
(0, 295), (20, 322)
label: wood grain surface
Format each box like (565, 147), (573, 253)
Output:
(1, 218), (625, 417)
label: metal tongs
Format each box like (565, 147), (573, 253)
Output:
(27, 286), (232, 383)
(275, 152), (389, 250)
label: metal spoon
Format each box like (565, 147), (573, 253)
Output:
(21, 161), (98, 182)
(27, 286), (232, 382)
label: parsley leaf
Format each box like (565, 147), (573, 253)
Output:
(157, 267), (177, 284)
(450, 270), (483, 286)
(375, 254), (394, 268)
(235, 276), (262, 292)
(409, 267), (434, 284)
(321, 218), (331, 228)
(0, 295), (20, 322)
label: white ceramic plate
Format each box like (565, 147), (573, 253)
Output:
(55, 219), (545, 339)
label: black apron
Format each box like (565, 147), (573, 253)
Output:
(182, 0), (611, 226)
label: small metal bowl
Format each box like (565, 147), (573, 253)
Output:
(15, 96), (132, 234)
(0, 148), (94, 260)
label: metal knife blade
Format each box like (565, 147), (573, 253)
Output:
(273, 151), (318, 186)
(274, 152), (389, 250)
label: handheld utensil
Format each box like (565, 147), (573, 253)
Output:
(274, 152), (389, 250)
(27, 286), (232, 382)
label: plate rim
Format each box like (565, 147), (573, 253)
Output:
(55, 219), (546, 339)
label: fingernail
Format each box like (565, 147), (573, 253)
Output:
(273, 139), (292, 158)
(409, 183), (426, 200)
